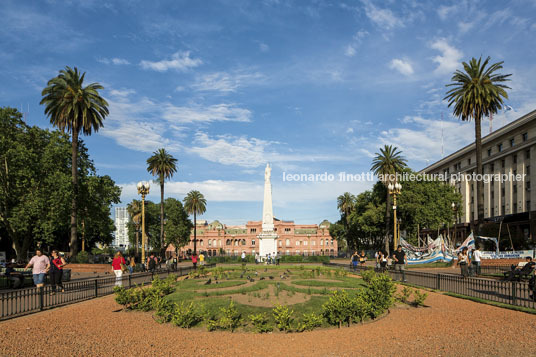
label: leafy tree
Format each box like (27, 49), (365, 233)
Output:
(41, 66), (109, 256)
(336, 192), (355, 252)
(445, 56), (511, 227)
(370, 145), (407, 253)
(147, 148), (178, 256)
(183, 190), (207, 255)
(127, 199), (142, 256)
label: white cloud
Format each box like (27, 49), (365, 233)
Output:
(98, 57), (130, 65)
(361, 0), (403, 30)
(140, 51), (202, 72)
(458, 21), (475, 33)
(345, 45), (356, 57)
(259, 42), (269, 52)
(109, 88), (136, 97)
(389, 58), (414, 76)
(191, 71), (264, 93)
(430, 38), (463, 75)
(437, 4), (458, 21)
(162, 103), (252, 124)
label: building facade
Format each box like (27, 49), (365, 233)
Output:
(113, 207), (130, 248)
(420, 109), (536, 245)
(173, 219), (336, 257)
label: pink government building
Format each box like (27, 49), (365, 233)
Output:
(169, 218), (337, 257)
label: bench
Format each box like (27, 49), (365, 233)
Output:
(502, 262), (535, 282)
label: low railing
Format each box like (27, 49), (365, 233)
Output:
(323, 262), (535, 310)
(0, 263), (215, 321)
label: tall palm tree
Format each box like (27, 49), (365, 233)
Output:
(127, 199), (142, 256)
(147, 148), (178, 256)
(337, 192), (355, 251)
(183, 190), (207, 255)
(445, 56), (511, 227)
(40, 66), (108, 256)
(371, 145), (407, 254)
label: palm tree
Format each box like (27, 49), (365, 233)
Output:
(147, 148), (178, 256)
(127, 200), (142, 256)
(40, 66), (109, 256)
(183, 190), (207, 255)
(371, 145), (407, 254)
(337, 192), (355, 251)
(445, 56), (511, 227)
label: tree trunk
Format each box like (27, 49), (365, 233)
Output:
(475, 116), (484, 233)
(384, 191), (391, 255)
(193, 211), (197, 255)
(160, 179), (165, 257)
(70, 128), (79, 257)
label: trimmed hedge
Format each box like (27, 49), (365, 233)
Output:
(206, 255), (330, 264)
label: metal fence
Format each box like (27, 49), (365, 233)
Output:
(323, 262), (535, 310)
(0, 263), (215, 321)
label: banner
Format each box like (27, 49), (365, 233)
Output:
(480, 250), (534, 259)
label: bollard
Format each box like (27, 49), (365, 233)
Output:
(94, 279), (98, 297)
(436, 274), (441, 290)
(128, 274), (132, 289)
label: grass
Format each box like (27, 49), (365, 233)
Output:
(406, 262), (453, 269)
(443, 292), (536, 315)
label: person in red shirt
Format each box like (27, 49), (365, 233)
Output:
(191, 253), (198, 270)
(111, 251), (126, 287)
(49, 250), (66, 294)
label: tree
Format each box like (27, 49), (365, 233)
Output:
(183, 190), (207, 255)
(41, 66), (109, 256)
(146, 148), (178, 256)
(163, 198), (193, 255)
(445, 56), (511, 227)
(127, 199), (142, 256)
(370, 145), (407, 253)
(336, 192), (355, 252)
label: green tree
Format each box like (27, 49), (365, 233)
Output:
(445, 56), (511, 226)
(183, 190), (207, 255)
(146, 148), (178, 256)
(163, 198), (193, 255)
(370, 145), (407, 253)
(41, 66), (109, 256)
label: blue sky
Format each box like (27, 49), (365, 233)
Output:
(1, 0), (536, 225)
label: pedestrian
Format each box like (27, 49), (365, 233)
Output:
(351, 251), (358, 271)
(255, 253), (259, 265)
(275, 251), (280, 265)
(49, 250), (66, 294)
(25, 249), (50, 288)
(375, 250), (380, 271)
(380, 251), (388, 272)
(129, 256), (136, 274)
(4, 262), (24, 288)
(241, 251), (246, 263)
(458, 247), (470, 278)
(359, 250), (367, 267)
(147, 253), (157, 272)
(472, 246), (482, 276)
(392, 245), (407, 282)
(111, 251), (126, 287)
(191, 253), (198, 270)
(199, 252), (205, 266)
(267, 253), (271, 264)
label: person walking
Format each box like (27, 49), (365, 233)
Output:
(111, 251), (126, 287)
(359, 250), (367, 267)
(255, 253), (259, 265)
(351, 251), (359, 271)
(472, 246), (482, 276)
(241, 251), (246, 263)
(191, 253), (198, 270)
(199, 252), (205, 266)
(49, 250), (66, 294)
(392, 245), (407, 282)
(147, 253), (157, 273)
(25, 249), (50, 288)
(458, 247), (470, 278)
(129, 256), (136, 274)
(379, 251), (388, 273)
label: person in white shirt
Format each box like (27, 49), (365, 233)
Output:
(241, 251), (246, 263)
(472, 246), (482, 276)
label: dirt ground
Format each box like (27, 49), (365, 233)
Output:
(1, 287), (536, 357)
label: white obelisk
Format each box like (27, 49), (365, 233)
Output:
(258, 163), (278, 260)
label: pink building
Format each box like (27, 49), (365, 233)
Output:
(169, 219), (336, 257)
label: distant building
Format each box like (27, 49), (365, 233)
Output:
(420, 109), (536, 245)
(170, 219), (336, 257)
(113, 207), (130, 248)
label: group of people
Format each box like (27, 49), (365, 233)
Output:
(457, 246), (483, 277)
(18, 249), (67, 293)
(351, 246), (408, 281)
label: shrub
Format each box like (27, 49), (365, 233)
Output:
(412, 289), (428, 307)
(297, 312), (323, 332)
(360, 269), (375, 284)
(171, 302), (203, 328)
(74, 251), (89, 263)
(248, 313), (273, 333)
(322, 290), (356, 328)
(153, 297), (175, 323)
(361, 272), (395, 318)
(352, 292), (372, 323)
(217, 301), (242, 331)
(272, 304), (293, 332)
(396, 286), (413, 304)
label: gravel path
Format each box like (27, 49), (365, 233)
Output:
(1, 289), (535, 356)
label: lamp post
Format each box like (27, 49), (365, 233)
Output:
(388, 182), (402, 250)
(451, 202), (458, 246)
(137, 181), (150, 263)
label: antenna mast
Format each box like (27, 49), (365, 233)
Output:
(441, 112), (444, 157)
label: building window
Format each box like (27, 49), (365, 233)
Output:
(208, 240), (212, 247)
(526, 150), (531, 159)
(510, 138), (515, 147)
(471, 196), (474, 203)
(312, 240), (316, 246)
(320, 239), (323, 246)
(527, 181), (531, 190)
(513, 155), (517, 164)
(501, 187), (505, 197)
(278, 240), (282, 247)
(242, 239), (246, 245)
(284, 228), (291, 233)
(250, 228), (256, 233)
(491, 207), (495, 216)
(219, 240), (222, 247)
(501, 159), (505, 169)
(286, 239), (290, 246)
(488, 148), (492, 157)
(274, 228), (277, 232)
(513, 185), (518, 194)
(501, 205), (505, 215)
(527, 200), (531, 211)
(200, 240), (204, 246)
(296, 241), (301, 246)
(251, 239), (255, 246)
(513, 203), (517, 213)
(490, 163), (494, 171)
(491, 191), (495, 199)
(497, 143), (503, 152)
(304, 240), (308, 246)
(286, 250), (290, 256)
(523, 132), (528, 142)
(527, 165), (531, 175)
(468, 158), (471, 166)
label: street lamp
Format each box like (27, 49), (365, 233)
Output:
(137, 181), (150, 263)
(451, 202), (458, 245)
(388, 182), (402, 250)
